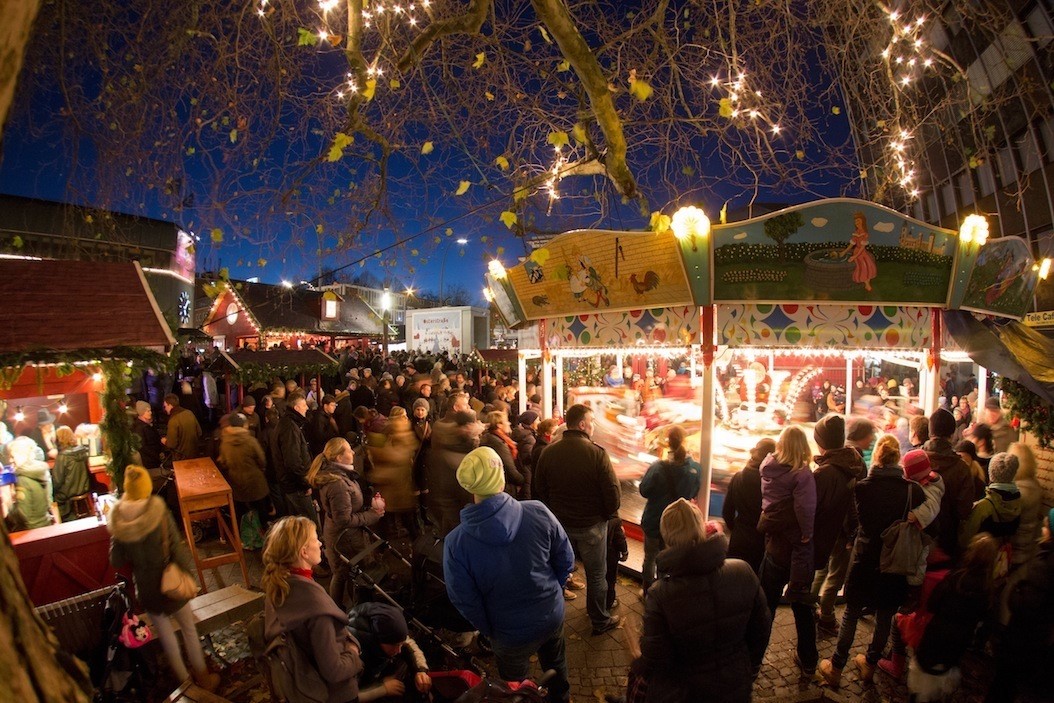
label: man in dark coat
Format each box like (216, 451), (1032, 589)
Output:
(722, 437), (775, 574)
(131, 401), (165, 469)
(307, 394), (340, 457)
(811, 415), (868, 633)
(924, 408), (976, 562)
(535, 404), (621, 635)
(239, 395), (261, 439)
(162, 393), (202, 461)
(271, 391), (319, 529)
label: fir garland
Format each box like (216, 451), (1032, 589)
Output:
(100, 360), (139, 492)
(227, 361), (337, 387)
(998, 377), (1054, 449)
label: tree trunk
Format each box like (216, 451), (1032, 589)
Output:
(1, 3), (94, 702)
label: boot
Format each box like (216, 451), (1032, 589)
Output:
(818, 659), (842, 688)
(193, 669), (221, 693)
(878, 653), (906, 680)
(855, 654), (876, 683)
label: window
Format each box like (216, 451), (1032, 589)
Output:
(956, 170), (976, 206)
(941, 179), (957, 216)
(926, 192), (940, 221)
(977, 162), (997, 197)
(1017, 129), (1042, 174)
(1025, 6), (1053, 49)
(997, 146), (1018, 186)
(323, 298), (338, 319)
(1041, 114), (1054, 163)
(913, 199), (926, 221)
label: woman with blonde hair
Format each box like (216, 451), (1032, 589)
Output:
(308, 438), (385, 608)
(757, 425), (817, 674)
(479, 410), (525, 497)
(52, 425), (90, 521)
(635, 498), (770, 702)
(262, 516), (364, 702)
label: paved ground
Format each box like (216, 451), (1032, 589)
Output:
(149, 533), (1008, 703)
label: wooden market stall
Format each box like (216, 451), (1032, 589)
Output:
(484, 198), (1051, 526)
(0, 258), (175, 605)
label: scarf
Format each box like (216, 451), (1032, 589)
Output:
(492, 427), (518, 458)
(290, 567), (314, 580)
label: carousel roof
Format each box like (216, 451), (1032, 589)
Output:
(0, 258), (175, 355)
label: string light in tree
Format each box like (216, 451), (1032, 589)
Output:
(707, 67), (782, 136)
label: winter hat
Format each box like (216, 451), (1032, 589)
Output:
(928, 408), (956, 439)
(984, 396), (1001, 411)
(518, 410), (539, 427)
(123, 465), (153, 501)
(413, 398), (430, 413)
(988, 452), (1019, 484)
(229, 413), (247, 428)
(241, 395), (256, 408)
(456, 447), (505, 497)
(901, 449), (932, 482)
(813, 414), (845, 451)
(846, 417), (876, 443)
(366, 603), (409, 644)
(135, 401), (152, 416)
(955, 440), (979, 463)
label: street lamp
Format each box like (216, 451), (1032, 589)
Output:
(439, 237), (469, 304)
(381, 288), (391, 357)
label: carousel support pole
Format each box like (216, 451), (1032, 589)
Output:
(518, 353), (528, 416)
(977, 366), (988, 411)
(555, 353), (564, 418)
(616, 353), (624, 380)
(541, 355), (554, 420)
(690, 346), (698, 386)
(925, 308), (942, 414)
(698, 305), (716, 521)
(845, 355), (854, 415)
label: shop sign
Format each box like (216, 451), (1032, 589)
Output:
(1024, 310), (1054, 328)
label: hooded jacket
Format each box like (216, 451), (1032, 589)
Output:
(1012, 475), (1044, 566)
(12, 459), (54, 529)
(444, 493), (574, 647)
(218, 426), (269, 503)
(639, 536), (771, 703)
(639, 456), (702, 539)
(108, 496), (195, 614)
(53, 444), (91, 521)
(759, 455), (816, 541)
(264, 575), (363, 703)
(811, 446), (865, 569)
(960, 485), (1022, 549)
(924, 437), (976, 559)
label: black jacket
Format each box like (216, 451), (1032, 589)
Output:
(272, 408), (312, 493)
(307, 410), (340, 458)
(924, 437), (976, 561)
(639, 536), (771, 703)
(131, 417), (165, 469)
(811, 446), (865, 569)
(480, 431), (525, 496)
(535, 430), (620, 529)
(722, 458), (764, 573)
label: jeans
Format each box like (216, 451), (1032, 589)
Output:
(149, 604), (207, 681)
(491, 623), (570, 703)
(759, 553), (817, 670)
(641, 534), (664, 593)
(831, 603), (896, 669)
(564, 521), (612, 628)
(811, 541), (851, 621)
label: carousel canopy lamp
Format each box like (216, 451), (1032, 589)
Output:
(14, 406), (24, 422)
(671, 205), (711, 252)
(57, 398), (69, 414)
(488, 259), (507, 279)
(959, 214), (989, 246)
(1038, 258), (1052, 280)
(92, 372), (104, 382)
(482, 287), (495, 302)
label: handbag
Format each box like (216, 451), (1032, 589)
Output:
(880, 487), (926, 576)
(160, 516), (200, 601)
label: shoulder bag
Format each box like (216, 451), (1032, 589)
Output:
(160, 516), (200, 601)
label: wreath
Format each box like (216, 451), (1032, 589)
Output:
(998, 377), (1054, 449)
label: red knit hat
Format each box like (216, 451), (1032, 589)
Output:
(902, 449), (932, 482)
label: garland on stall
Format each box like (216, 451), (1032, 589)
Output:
(998, 377), (1054, 450)
(0, 347), (171, 390)
(100, 360), (139, 493)
(228, 361), (338, 388)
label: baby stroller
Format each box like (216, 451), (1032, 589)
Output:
(94, 577), (157, 703)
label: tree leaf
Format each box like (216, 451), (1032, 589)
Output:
(185, 146), (196, 155)
(389, 78), (401, 90)
(363, 79), (377, 101)
(513, 185), (530, 202)
(257, 258), (267, 267)
(473, 52), (486, 69)
(495, 155), (510, 170)
(718, 97), (733, 118)
(455, 180), (471, 195)
(445, 228), (453, 235)
(681, 165), (695, 176)
(795, 149), (805, 159)
(629, 78), (653, 101)
(421, 141), (434, 155)
(485, 91), (495, 101)
(547, 131), (569, 148)
(649, 212), (671, 232)
(572, 123), (588, 144)
(11, 235), (24, 249)
(831, 106), (841, 115)
(297, 28), (317, 46)
(229, 128), (238, 143)
(557, 60), (570, 72)
(210, 227), (224, 243)
(500, 210), (518, 229)
(538, 26), (552, 44)
(326, 132), (354, 162)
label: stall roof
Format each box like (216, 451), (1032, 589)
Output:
(223, 348), (337, 369)
(0, 259), (175, 356)
(474, 348), (521, 364)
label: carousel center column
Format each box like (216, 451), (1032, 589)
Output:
(698, 304), (715, 521)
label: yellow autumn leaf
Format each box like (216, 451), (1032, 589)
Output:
(390, 78), (401, 90)
(719, 97), (733, 118)
(649, 212), (671, 233)
(572, 123), (588, 144)
(539, 26), (552, 44)
(480, 236), (489, 243)
(557, 60), (570, 72)
(485, 91), (495, 101)
(455, 181), (471, 196)
(513, 185), (530, 202)
(410, 249), (419, 256)
(326, 132), (354, 162)
(210, 228), (224, 243)
(363, 79), (377, 101)
(495, 155), (510, 170)
(547, 131), (569, 148)
(500, 211), (518, 229)
(719, 202), (728, 225)
(831, 106), (841, 115)
(445, 228), (453, 235)
(795, 149), (805, 159)
(473, 52), (486, 69)
(421, 141), (434, 155)
(629, 78), (653, 101)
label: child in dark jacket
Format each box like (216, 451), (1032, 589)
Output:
(606, 516), (628, 609)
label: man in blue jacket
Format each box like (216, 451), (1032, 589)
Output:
(444, 447), (573, 702)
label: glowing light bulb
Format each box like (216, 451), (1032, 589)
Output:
(92, 372), (103, 382)
(318, 29), (329, 42)
(14, 407), (25, 422)
(488, 260), (507, 279)
(1039, 258), (1052, 280)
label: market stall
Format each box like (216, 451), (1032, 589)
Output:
(206, 347), (340, 410)
(485, 198), (1049, 527)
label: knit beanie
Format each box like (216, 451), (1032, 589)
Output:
(366, 603), (409, 644)
(135, 401), (151, 416)
(985, 396), (1001, 410)
(518, 410), (539, 427)
(813, 414), (845, 451)
(846, 416), (875, 443)
(928, 408), (956, 439)
(988, 452), (1019, 484)
(901, 449), (932, 482)
(413, 398), (430, 413)
(241, 395), (256, 408)
(229, 413), (247, 428)
(123, 465), (153, 501)
(456, 447), (505, 497)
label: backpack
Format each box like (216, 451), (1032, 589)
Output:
(247, 613), (329, 703)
